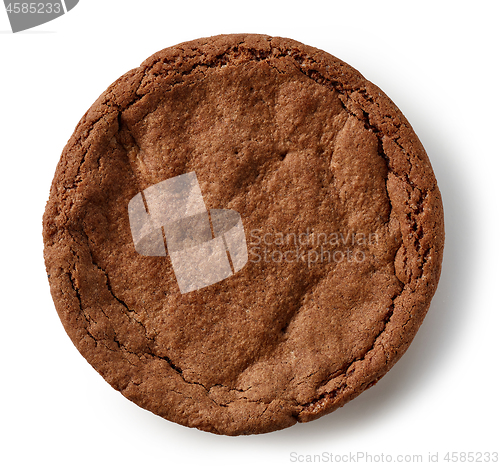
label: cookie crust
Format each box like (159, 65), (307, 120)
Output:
(43, 34), (444, 435)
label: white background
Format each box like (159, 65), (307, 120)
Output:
(1, 1), (499, 465)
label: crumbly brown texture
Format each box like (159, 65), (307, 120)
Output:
(43, 34), (444, 435)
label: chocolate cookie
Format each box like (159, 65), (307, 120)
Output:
(43, 34), (444, 435)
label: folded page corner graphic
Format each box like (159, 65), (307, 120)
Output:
(4, 1), (80, 33)
(128, 172), (248, 294)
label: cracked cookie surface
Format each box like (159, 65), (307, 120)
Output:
(43, 34), (444, 435)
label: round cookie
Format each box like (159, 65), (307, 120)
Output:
(43, 34), (444, 435)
